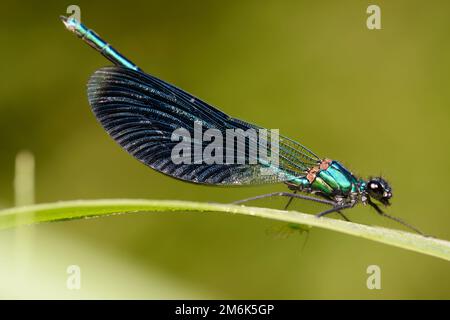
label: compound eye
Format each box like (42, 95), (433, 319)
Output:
(369, 182), (381, 191)
(368, 181), (384, 196)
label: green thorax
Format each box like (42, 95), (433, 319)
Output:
(306, 160), (359, 196)
(292, 160), (359, 197)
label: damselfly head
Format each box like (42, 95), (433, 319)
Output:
(366, 177), (392, 206)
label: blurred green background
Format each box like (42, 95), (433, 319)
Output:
(1, 0), (449, 299)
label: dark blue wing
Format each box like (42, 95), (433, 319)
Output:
(87, 66), (319, 185)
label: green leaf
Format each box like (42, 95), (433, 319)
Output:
(0, 199), (449, 261)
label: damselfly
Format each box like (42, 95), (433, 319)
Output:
(61, 16), (425, 235)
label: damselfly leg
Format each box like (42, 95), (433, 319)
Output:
(283, 190), (297, 210)
(367, 199), (427, 236)
(233, 192), (336, 206)
(336, 211), (351, 222)
(316, 204), (354, 218)
(283, 190), (351, 221)
(234, 192), (352, 221)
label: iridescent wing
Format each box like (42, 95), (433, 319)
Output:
(87, 66), (320, 185)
